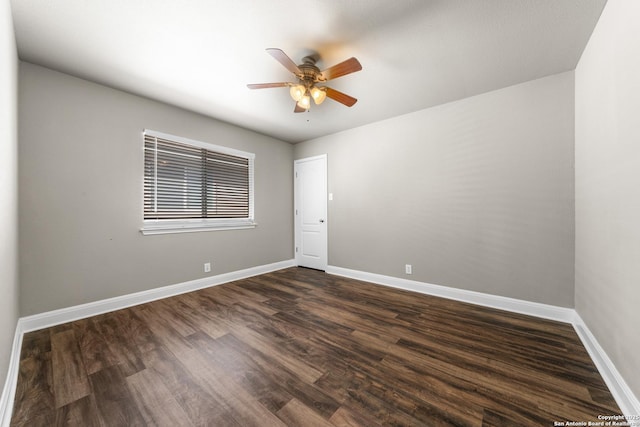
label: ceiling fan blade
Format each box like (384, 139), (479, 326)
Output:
(266, 48), (302, 76)
(247, 82), (292, 89)
(319, 57), (362, 81)
(294, 102), (306, 113)
(325, 87), (358, 107)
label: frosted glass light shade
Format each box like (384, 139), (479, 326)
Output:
(311, 86), (326, 104)
(297, 94), (311, 110)
(289, 85), (305, 101)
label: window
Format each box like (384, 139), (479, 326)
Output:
(141, 129), (255, 235)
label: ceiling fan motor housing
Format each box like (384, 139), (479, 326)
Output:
(298, 57), (324, 85)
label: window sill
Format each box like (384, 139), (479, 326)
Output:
(140, 221), (257, 235)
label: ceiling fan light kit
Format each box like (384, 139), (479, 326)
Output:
(248, 48), (362, 113)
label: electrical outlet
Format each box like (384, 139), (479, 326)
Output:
(405, 264), (412, 275)
(204, 262), (211, 273)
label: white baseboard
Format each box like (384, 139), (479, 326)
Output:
(326, 265), (575, 323)
(326, 265), (639, 417)
(0, 259), (295, 426)
(0, 324), (23, 427)
(573, 314), (640, 417)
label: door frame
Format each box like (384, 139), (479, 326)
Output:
(294, 154), (328, 270)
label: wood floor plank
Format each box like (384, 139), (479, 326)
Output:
(243, 275), (310, 297)
(237, 278), (301, 302)
(179, 348), (287, 427)
(72, 318), (118, 375)
(19, 329), (51, 361)
(126, 368), (194, 427)
(185, 330), (294, 413)
(88, 365), (146, 426)
(137, 304), (195, 357)
(392, 313), (605, 388)
(481, 408), (524, 427)
(203, 283), (281, 319)
(199, 331), (341, 419)
(151, 298), (199, 337)
(11, 352), (54, 425)
(55, 394), (104, 427)
(306, 287), (401, 320)
(276, 398), (334, 427)
(114, 308), (159, 354)
(178, 293), (232, 337)
(139, 345), (240, 426)
(328, 405), (383, 427)
(92, 312), (146, 377)
(333, 378), (429, 426)
(224, 323), (325, 384)
(221, 281), (272, 302)
(390, 327), (596, 403)
(297, 298), (401, 343)
(50, 330), (91, 408)
(316, 348), (485, 426)
(11, 267), (623, 426)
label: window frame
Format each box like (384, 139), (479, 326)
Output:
(141, 129), (256, 235)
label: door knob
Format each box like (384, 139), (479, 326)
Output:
(319, 219), (325, 223)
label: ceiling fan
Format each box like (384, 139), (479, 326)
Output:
(247, 48), (362, 113)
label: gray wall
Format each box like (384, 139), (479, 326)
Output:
(575, 0), (640, 400)
(0, 0), (19, 394)
(295, 72), (575, 307)
(19, 62), (293, 316)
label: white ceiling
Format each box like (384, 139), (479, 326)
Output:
(11, 0), (606, 143)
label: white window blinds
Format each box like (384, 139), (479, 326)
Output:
(143, 130), (254, 230)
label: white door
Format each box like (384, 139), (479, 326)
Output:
(294, 155), (327, 270)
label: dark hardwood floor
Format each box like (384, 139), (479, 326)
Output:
(12, 267), (621, 426)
